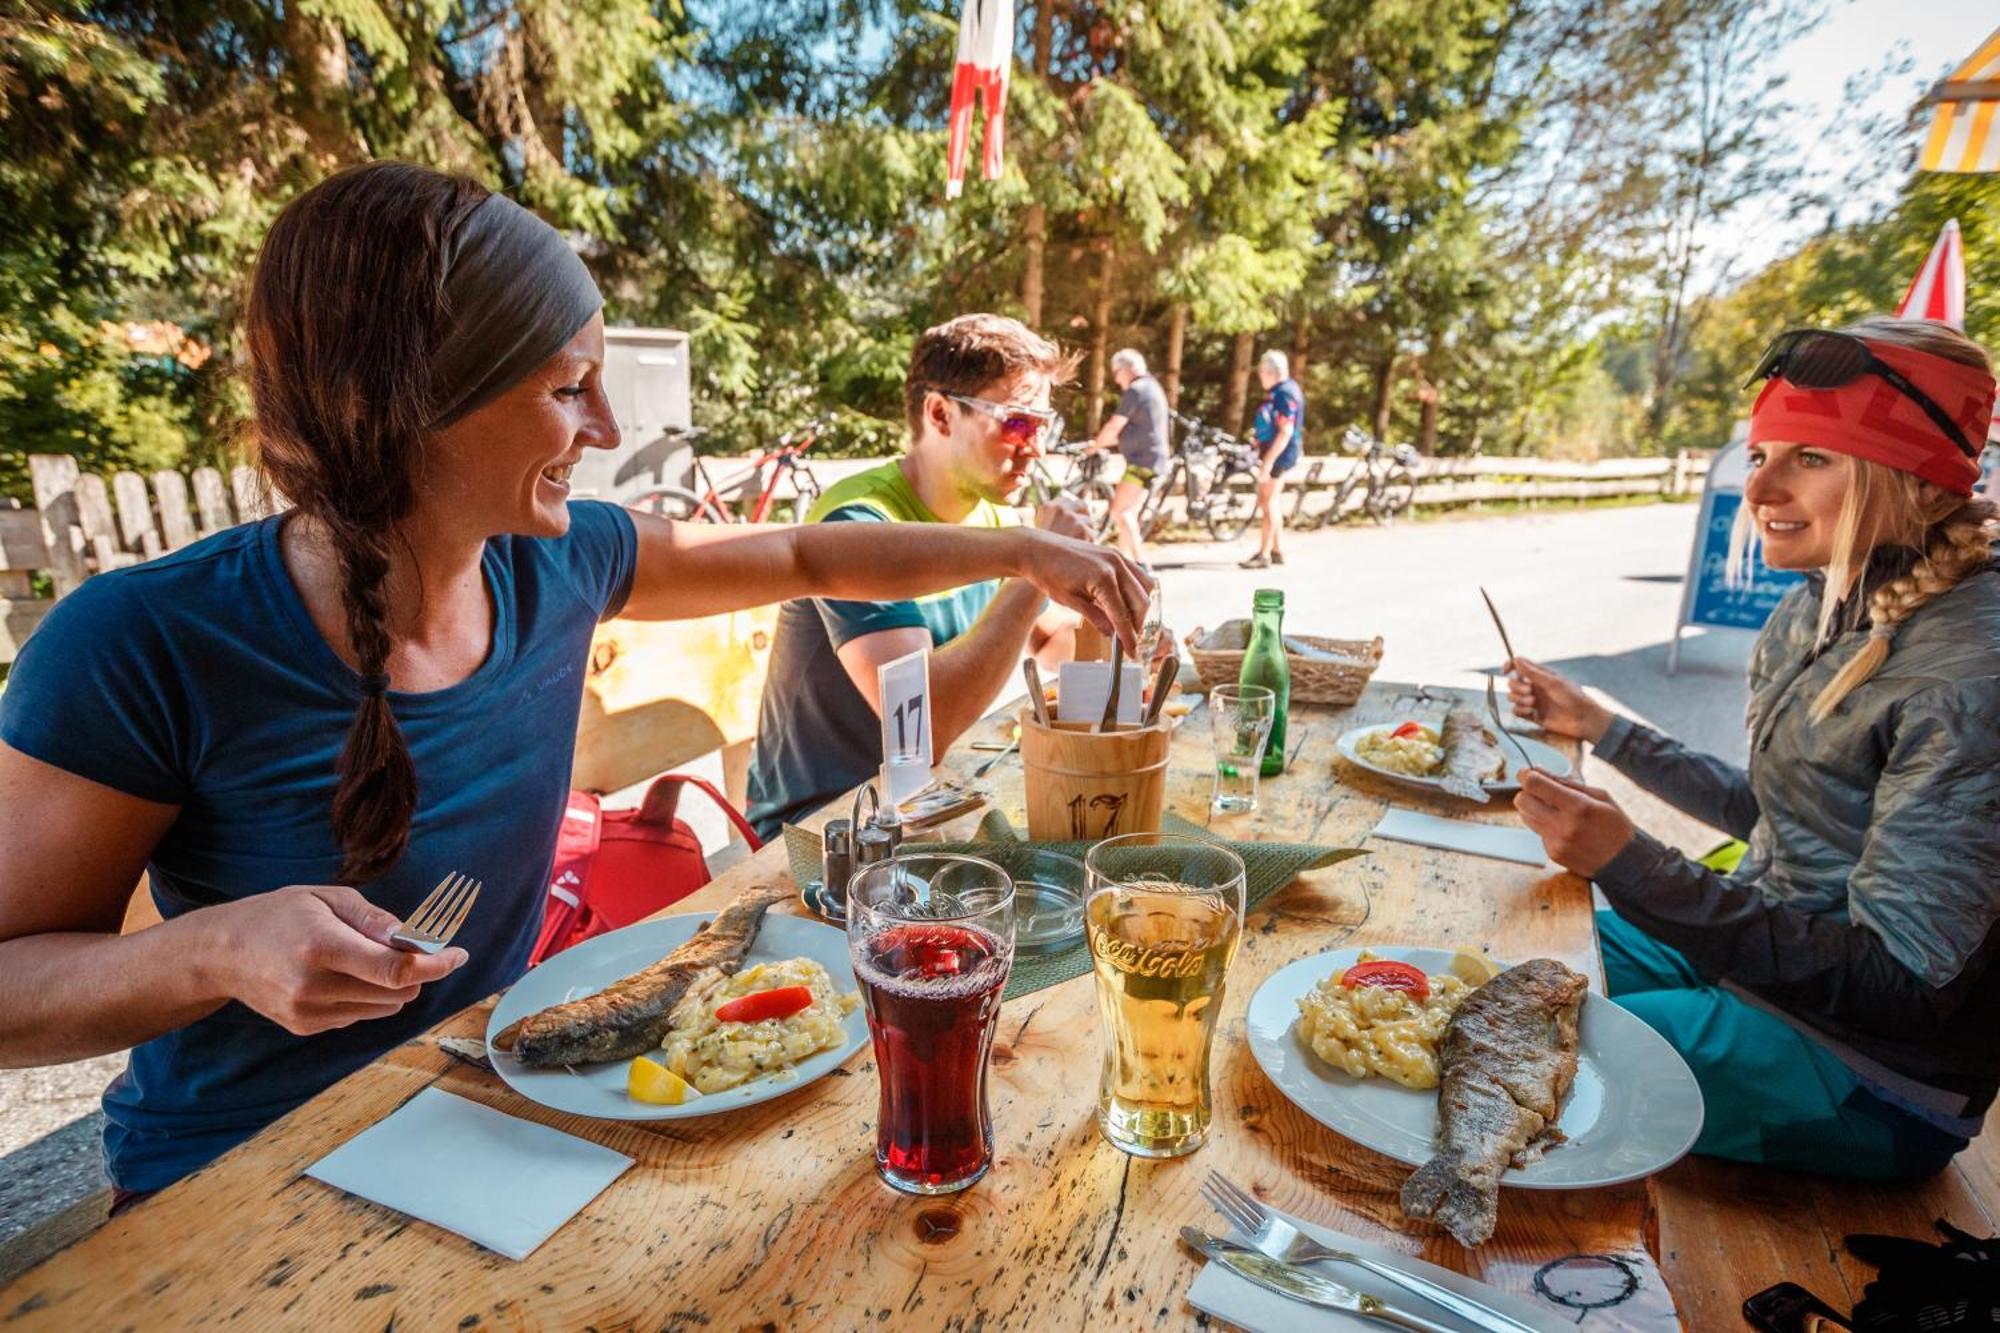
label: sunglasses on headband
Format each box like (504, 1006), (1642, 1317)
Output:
(1746, 329), (1977, 460)
(934, 390), (1065, 450)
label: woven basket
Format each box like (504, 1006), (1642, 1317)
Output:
(1187, 620), (1384, 706)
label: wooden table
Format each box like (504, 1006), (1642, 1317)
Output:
(0, 683), (1683, 1329)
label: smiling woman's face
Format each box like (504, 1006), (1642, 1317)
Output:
(426, 312), (620, 538)
(1742, 438), (1855, 570)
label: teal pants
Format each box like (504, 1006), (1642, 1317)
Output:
(1597, 910), (1966, 1180)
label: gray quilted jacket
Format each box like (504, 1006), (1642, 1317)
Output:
(1594, 548), (2000, 1121)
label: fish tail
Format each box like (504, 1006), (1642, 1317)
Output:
(1400, 1151), (1496, 1246)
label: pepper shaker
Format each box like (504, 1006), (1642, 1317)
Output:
(820, 818), (854, 913)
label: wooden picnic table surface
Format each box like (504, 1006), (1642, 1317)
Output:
(1, 680), (1687, 1329)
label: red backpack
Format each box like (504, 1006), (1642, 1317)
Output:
(529, 774), (764, 966)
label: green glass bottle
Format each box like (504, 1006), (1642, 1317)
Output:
(1238, 588), (1290, 777)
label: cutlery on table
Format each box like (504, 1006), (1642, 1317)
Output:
(390, 872), (482, 954)
(1485, 675), (1538, 781)
(1286, 720), (1319, 769)
(1097, 638), (1124, 733)
(1142, 655), (1180, 727)
(1022, 658), (1052, 727)
(1180, 1227), (1456, 1332)
(1201, 1171), (1539, 1333)
(972, 737), (1020, 778)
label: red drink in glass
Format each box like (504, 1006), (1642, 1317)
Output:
(855, 922), (1010, 1193)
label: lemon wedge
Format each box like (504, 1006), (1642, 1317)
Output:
(1448, 950), (1504, 985)
(628, 1055), (697, 1105)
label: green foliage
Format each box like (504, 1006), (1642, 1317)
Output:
(0, 0), (1969, 495)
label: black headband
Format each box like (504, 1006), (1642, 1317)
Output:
(428, 193), (603, 430)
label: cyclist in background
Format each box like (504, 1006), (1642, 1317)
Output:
(1243, 349), (1304, 569)
(1084, 348), (1170, 560)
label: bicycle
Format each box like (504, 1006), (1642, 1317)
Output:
(1304, 425), (1418, 527)
(625, 418), (827, 523)
(1023, 441), (1117, 541)
(1129, 413), (1264, 543)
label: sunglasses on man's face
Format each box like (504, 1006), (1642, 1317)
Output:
(1746, 329), (1977, 459)
(936, 390), (1065, 450)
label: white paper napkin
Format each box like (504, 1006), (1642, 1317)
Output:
(1057, 660), (1146, 726)
(1371, 808), (1549, 866)
(306, 1087), (632, 1260)
(1186, 1207), (1568, 1332)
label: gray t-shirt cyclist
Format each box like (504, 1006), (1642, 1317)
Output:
(1114, 373), (1170, 474)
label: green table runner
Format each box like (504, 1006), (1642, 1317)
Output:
(781, 812), (1364, 1000)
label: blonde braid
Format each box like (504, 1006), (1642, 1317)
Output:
(1810, 496), (1999, 721)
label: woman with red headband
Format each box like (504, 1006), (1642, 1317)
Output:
(1507, 317), (1999, 1180)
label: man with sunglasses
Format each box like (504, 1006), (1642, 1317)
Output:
(746, 314), (1128, 838)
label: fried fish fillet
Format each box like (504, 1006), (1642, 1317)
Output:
(1399, 958), (1587, 1246)
(492, 882), (791, 1067)
(1437, 706), (1505, 803)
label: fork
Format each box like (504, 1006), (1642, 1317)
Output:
(1485, 674), (1538, 782)
(1200, 1172), (1537, 1333)
(389, 872), (482, 954)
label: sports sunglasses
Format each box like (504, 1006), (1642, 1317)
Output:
(1746, 328), (1976, 460)
(934, 390), (1065, 449)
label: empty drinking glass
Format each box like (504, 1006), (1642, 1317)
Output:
(1209, 684), (1276, 813)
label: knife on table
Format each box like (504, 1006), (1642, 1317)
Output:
(1180, 1228), (1458, 1332)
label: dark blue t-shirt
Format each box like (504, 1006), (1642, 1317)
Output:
(0, 502), (637, 1191)
(1253, 377), (1305, 472)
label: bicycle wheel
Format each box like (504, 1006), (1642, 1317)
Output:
(1289, 460), (1326, 531)
(626, 486), (727, 523)
(1068, 479), (1117, 541)
(1203, 468), (1260, 542)
(1325, 471), (1365, 526)
(1369, 468), (1417, 523)
(785, 467), (823, 524)
(1138, 464), (1179, 539)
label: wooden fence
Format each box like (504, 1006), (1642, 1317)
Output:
(687, 449), (1712, 518)
(3, 457), (282, 665)
(3, 449), (1709, 666)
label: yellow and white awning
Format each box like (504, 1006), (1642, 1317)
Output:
(1919, 26), (2000, 174)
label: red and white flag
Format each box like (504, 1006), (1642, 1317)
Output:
(946, 0), (1014, 199)
(1896, 219), (1966, 329)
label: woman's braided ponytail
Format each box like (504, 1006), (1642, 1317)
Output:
(246, 163), (491, 882)
(1811, 495), (1999, 722)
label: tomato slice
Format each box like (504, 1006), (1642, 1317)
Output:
(1340, 960), (1431, 1002)
(1390, 721), (1424, 739)
(713, 985), (814, 1024)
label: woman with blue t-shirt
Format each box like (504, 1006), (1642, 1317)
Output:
(0, 162), (1149, 1201)
(1241, 349), (1304, 569)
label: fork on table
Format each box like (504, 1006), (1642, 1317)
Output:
(389, 872), (482, 954)
(1200, 1171), (1538, 1333)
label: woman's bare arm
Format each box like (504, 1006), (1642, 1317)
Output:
(0, 744), (467, 1066)
(618, 512), (1149, 649)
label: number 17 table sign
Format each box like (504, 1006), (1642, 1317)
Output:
(877, 647), (934, 805)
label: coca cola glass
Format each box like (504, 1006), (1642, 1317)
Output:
(848, 853), (1015, 1194)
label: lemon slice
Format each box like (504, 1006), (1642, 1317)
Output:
(1448, 950), (1504, 985)
(628, 1055), (698, 1105)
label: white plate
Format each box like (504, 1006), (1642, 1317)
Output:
(1335, 722), (1572, 796)
(487, 913), (869, 1121)
(1245, 946), (1704, 1189)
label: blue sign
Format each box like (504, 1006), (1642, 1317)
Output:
(1684, 491), (1803, 631)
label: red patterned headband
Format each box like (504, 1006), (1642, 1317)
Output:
(1747, 339), (1993, 496)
